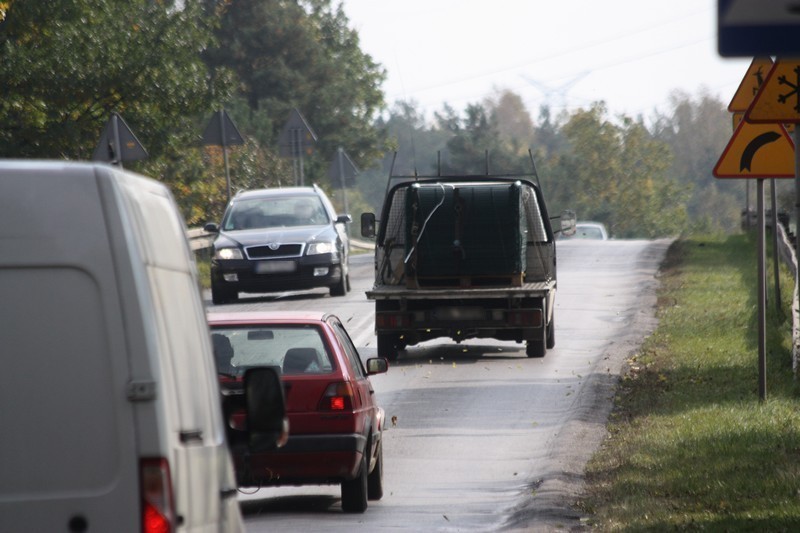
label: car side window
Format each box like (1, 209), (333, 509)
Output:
(329, 318), (365, 379)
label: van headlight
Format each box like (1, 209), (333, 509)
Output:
(307, 241), (335, 256)
(215, 247), (243, 260)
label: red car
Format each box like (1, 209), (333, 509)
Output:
(207, 311), (389, 513)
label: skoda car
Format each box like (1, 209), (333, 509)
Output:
(205, 186), (351, 304)
(208, 310), (389, 513)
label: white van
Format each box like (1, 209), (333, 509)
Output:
(0, 161), (285, 533)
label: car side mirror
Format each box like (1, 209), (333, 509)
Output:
(361, 213), (376, 238)
(244, 367), (288, 452)
(336, 214), (352, 224)
(203, 222), (220, 233)
(559, 210), (576, 237)
(366, 357), (389, 375)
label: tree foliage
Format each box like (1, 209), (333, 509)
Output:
(0, 0), (226, 160)
(377, 97), (696, 238)
(0, 0), (752, 237)
(652, 88), (753, 234)
(203, 0), (389, 184)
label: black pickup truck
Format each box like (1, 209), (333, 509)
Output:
(361, 171), (574, 360)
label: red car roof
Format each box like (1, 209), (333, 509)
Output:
(207, 310), (330, 325)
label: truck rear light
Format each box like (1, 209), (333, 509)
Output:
(508, 310), (542, 327)
(318, 382), (355, 411)
(140, 458), (175, 533)
(376, 313), (408, 329)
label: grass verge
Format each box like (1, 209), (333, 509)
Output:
(579, 234), (800, 530)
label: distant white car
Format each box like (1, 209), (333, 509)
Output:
(561, 221), (609, 240)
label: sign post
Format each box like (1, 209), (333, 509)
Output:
(202, 110), (245, 203)
(715, 60), (800, 401)
(746, 59), (800, 302)
(327, 148), (359, 233)
(278, 109), (317, 186)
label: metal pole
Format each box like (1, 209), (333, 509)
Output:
(757, 178), (767, 402)
(111, 113), (122, 169)
(220, 110), (231, 203)
(337, 147), (350, 237)
(298, 129), (305, 187)
(795, 128), (800, 267)
(338, 148), (349, 210)
(771, 178), (781, 314)
(290, 129), (299, 186)
(746, 181), (750, 228)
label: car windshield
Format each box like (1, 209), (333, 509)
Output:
(222, 195), (329, 231)
(574, 225), (606, 239)
(211, 324), (334, 375)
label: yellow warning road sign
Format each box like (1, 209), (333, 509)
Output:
(713, 120), (795, 178)
(729, 57), (773, 112)
(733, 112), (796, 133)
(745, 59), (800, 123)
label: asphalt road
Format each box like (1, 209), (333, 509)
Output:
(205, 238), (672, 532)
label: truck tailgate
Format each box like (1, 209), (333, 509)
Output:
(366, 280), (555, 300)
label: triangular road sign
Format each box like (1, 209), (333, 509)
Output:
(278, 109), (317, 158)
(202, 109), (244, 146)
(327, 148), (359, 187)
(92, 113), (147, 164)
(728, 57), (773, 112)
(745, 58), (800, 123)
(713, 120), (795, 178)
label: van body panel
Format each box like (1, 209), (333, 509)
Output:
(0, 161), (242, 532)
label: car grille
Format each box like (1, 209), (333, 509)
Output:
(245, 243), (304, 259)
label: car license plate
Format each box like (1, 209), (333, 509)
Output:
(255, 260), (296, 274)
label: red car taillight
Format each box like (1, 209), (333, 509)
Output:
(229, 408), (247, 431)
(318, 382), (355, 411)
(140, 458), (175, 533)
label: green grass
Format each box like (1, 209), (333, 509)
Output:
(579, 234), (800, 531)
(196, 253), (211, 290)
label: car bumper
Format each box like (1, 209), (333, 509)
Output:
(211, 256), (343, 292)
(233, 433), (367, 486)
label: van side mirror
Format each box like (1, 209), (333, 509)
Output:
(361, 213), (376, 238)
(204, 222), (220, 233)
(244, 367), (288, 452)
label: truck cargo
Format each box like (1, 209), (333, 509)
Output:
(361, 168), (573, 359)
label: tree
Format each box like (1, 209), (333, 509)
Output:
(485, 89), (535, 156)
(652, 89), (745, 233)
(0, 0), (228, 161)
(203, 0), (388, 183)
(553, 103), (686, 237)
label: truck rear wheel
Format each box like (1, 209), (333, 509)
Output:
(377, 334), (400, 361)
(211, 281), (238, 305)
(526, 335), (546, 358)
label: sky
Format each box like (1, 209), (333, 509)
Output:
(341, 0), (752, 121)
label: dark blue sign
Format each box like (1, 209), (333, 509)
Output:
(718, 0), (800, 57)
